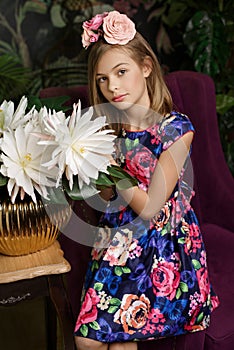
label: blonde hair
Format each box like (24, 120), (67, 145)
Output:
(87, 32), (173, 134)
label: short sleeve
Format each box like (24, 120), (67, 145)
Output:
(159, 112), (195, 151)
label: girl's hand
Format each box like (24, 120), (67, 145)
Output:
(108, 155), (119, 166)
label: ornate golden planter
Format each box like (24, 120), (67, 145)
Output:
(0, 194), (71, 256)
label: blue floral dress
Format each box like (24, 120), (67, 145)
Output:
(74, 111), (219, 343)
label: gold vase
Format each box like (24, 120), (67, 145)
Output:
(0, 194), (71, 256)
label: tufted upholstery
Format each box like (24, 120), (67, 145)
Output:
(40, 71), (234, 350)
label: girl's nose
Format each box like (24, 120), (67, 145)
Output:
(108, 78), (118, 92)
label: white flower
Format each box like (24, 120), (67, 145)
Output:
(39, 101), (116, 190)
(0, 96), (34, 133)
(0, 122), (58, 203)
(0, 97), (121, 204)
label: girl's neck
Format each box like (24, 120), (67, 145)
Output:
(123, 106), (164, 131)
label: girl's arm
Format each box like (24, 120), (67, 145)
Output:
(116, 131), (194, 220)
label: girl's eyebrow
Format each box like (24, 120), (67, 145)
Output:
(96, 62), (130, 76)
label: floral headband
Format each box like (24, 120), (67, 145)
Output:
(81, 10), (136, 49)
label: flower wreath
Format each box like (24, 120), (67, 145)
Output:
(82, 10), (136, 49)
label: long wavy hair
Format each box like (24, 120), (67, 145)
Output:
(87, 32), (173, 134)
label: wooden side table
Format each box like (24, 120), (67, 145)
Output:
(0, 240), (76, 350)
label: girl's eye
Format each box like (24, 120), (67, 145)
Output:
(118, 69), (126, 76)
(97, 77), (107, 84)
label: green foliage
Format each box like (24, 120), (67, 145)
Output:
(27, 95), (71, 112)
(62, 165), (138, 201)
(0, 173), (7, 187)
(216, 95), (234, 115)
(0, 54), (31, 101)
(184, 11), (229, 77)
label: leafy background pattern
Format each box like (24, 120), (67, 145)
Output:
(0, 0), (233, 174)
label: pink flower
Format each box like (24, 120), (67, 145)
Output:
(82, 29), (100, 48)
(74, 288), (100, 331)
(83, 12), (108, 31)
(125, 147), (156, 186)
(211, 295), (220, 309)
(82, 12), (108, 48)
(103, 11), (136, 45)
(196, 268), (210, 303)
(151, 261), (180, 300)
(148, 308), (165, 324)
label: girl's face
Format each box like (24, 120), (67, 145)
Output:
(96, 48), (151, 112)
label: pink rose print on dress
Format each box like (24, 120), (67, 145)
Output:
(196, 268), (210, 303)
(151, 261), (180, 300)
(125, 146), (156, 186)
(75, 288), (100, 332)
(182, 220), (202, 255)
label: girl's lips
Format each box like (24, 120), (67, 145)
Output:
(112, 94), (127, 102)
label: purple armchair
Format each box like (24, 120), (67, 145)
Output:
(40, 70), (234, 350)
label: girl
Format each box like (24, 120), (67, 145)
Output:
(74, 11), (219, 350)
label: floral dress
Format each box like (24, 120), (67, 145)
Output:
(74, 111), (219, 343)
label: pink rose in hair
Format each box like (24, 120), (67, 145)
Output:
(82, 12), (108, 48)
(82, 28), (100, 48)
(83, 12), (108, 31)
(103, 11), (136, 45)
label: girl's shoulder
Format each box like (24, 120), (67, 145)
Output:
(160, 111), (194, 131)
(158, 111), (195, 150)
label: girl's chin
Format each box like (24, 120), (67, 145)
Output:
(111, 101), (133, 110)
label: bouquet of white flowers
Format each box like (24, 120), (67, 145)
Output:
(0, 96), (137, 204)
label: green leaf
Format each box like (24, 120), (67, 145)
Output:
(94, 282), (103, 292)
(161, 228), (168, 236)
(114, 266), (123, 276)
(89, 321), (100, 330)
(94, 172), (115, 186)
(108, 305), (119, 313)
(22, 0), (48, 15)
(216, 94), (234, 115)
(109, 298), (121, 306)
(43, 186), (68, 205)
(80, 324), (88, 337)
(179, 282), (189, 292)
(0, 54), (31, 101)
(63, 165), (137, 201)
(62, 176), (100, 200)
(27, 95), (71, 113)
(176, 288), (182, 299)
(163, 2), (188, 28)
(125, 138), (132, 151)
(192, 259), (201, 270)
(0, 174), (7, 187)
(184, 11), (229, 77)
(122, 266), (131, 274)
(133, 138), (140, 147)
(50, 4), (66, 28)
(124, 137), (139, 151)
(91, 260), (99, 272)
(178, 237), (185, 244)
(108, 166), (138, 189)
(196, 312), (204, 324)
